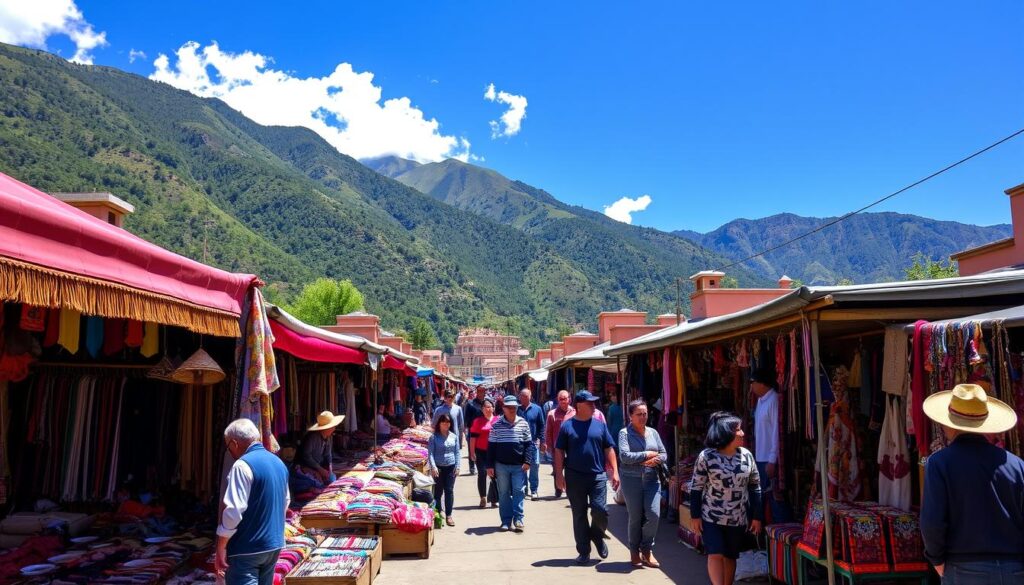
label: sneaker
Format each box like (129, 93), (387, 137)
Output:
(574, 554), (590, 565)
(513, 520), (524, 533)
(530, 492), (539, 501)
(500, 524), (510, 532)
(594, 538), (609, 559)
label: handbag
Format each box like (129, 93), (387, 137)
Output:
(735, 538), (769, 581)
(655, 461), (671, 490)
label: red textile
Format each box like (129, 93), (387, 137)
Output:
(102, 317), (125, 355)
(269, 320), (365, 365)
(124, 320), (144, 347)
(42, 308), (59, 347)
(0, 172), (255, 316)
(383, 354), (416, 374)
(18, 305), (45, 331)
(910, 321), (929, 452)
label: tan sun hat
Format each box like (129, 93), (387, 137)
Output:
(308, 410), (345, 431)
(923, 383), (1017, 434)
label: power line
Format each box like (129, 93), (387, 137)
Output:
(715, 126), (1024, 272)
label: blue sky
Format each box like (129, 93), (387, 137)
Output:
(5, 1), (1023, 232)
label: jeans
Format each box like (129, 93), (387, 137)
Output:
(494, 462), (526, 526)
(621, 473), (660, 554)
(225, 549), (281, 585)
(565, 469), (608, 558)
(433, 465), (456, 517)
(756, 461), (792, 523)
(528, 440), (541, 494)
(943, 560), (1024, 585)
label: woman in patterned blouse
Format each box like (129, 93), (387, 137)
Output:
(689, 411), (763, 585)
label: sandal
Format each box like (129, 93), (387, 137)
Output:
(446, 516), (455, 526)
(641, 551), (660, 568)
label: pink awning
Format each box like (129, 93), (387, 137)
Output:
(383, 354), (416, 374)
(0, 172), (256, 336)
(270, 320), (366, 365)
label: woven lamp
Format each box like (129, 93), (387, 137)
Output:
(146, 355), (179, 382)
(171, 348), (225, 386)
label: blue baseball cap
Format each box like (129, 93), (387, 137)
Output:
(574, 390), (600, 403)
(502, 395), (519, 407)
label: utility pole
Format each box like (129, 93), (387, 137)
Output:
(506, 317), (512, 383)
(675, 277), (683, 325)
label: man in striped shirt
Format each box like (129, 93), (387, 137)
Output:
(486, 395), (536, 533)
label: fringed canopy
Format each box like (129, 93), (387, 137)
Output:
(0, 172), (256, 337)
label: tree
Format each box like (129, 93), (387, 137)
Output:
(286, 278), (364, 326)
(835, 277), (854, 286)
(721, 276), (740, 288)
(904, 253), (958, 281)
(409, 318), (439, 350)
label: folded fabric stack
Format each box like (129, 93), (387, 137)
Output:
(370, 460), (414, 483)
(166, 569), (217, 584)
(766, 523), (803, 585)
(298, 476), (365, 518)
(319, 536), (379, 550)
(288, 555), (366, 578)
(380, 440), (428, 468)
(273, 523), (316, 585)
(345, 493), (397, 524)
(401, 427), (432, 445)
(390, 502), (433, 534)
(363, 478), (404, 502)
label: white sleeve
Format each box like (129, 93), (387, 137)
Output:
(217, 460), (253, 539)
(766, 394), (780, 464)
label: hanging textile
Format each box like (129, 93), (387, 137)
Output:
(141, 322), (159, 357)
(237, 288), (279, 450)
(826, 368), (860, 502)
(19, 305), (45, 332)
(84, 315), (103, 358)
(787, 328), (798, 433)
(908, 320), (929, 451)
(57, 308), (81, 354)
(877, 396), (911, 510)
(125, 320), (144, 348)
(0, 380), (7, 504)
(882, 325), (908, 396)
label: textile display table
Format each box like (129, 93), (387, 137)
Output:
(796, 546), (929, 585)
(318, 535), (382, 580)
(765, 523), (803, 585)
(285, 557), (370, 585)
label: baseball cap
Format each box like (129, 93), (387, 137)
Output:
(502, 395), (519, 407)
(574, 390), (600, 403)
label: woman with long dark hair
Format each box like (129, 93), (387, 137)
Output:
(428, 413), (460, 526)
(618, 399), (667, 568)
(468, 398), (498, 508)
(689, 412), (762, 585)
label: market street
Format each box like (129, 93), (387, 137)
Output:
(375, 454), (712, 585)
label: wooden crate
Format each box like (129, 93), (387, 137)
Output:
(380, 525), (431, 559)
(300, 516), (351, 530)
(286, 557), (369, 585)
(318, 537), (382, 580)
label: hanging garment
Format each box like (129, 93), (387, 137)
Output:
(102, 318), (126, 355)
(848, 352), (862, 388)
(84, 316), (104, 358)
(826, 370), (860, 502)
(57, 308), (81, 354)
(881, 326), (908, 396)
(140, 322), (159, 357)
(877, 397), (911, 510)
(125, 320), (144, 348)
(19, 305), (45, 332)
(908, 321), (929, 451)
(42, 309), (60, 347)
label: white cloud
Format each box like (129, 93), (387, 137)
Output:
(128, 48), (146, 63)
(603, 195), (652, 224)
(484, 83), (527, 139)
(150, 41), (472, 163)
(0, 0), (107, 64)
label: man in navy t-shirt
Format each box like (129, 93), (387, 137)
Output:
(555, 391), (620, 565)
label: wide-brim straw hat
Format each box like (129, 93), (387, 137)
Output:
(171, 348), (225, 386)
(308, 410), (345, 431)
(923, 383), (1017, 434)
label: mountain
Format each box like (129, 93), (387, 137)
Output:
(370, 156), (770, 309)
(0, 43), (748, 347)
(362, 155), (421, 178)
(674, 213), (1013, 285)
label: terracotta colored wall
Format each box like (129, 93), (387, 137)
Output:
(657, 314), (682, 327)
(959, 244), (1023, 276)
(379, 336), (404, 351)
(563, 335), (599, 356)
(550, 342), (565, 361)
(609, 325), (665, 346)
(598, 312), (647, 342)
(690, 289), (790, 319)
(536, 349), (552, 366)
(323, 324), (379, 343)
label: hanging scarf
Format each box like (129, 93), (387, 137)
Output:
(57, 308), (81, 354)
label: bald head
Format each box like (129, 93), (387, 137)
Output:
(519, 388), (532, 407)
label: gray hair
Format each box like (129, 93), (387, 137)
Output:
(519, 388), (532, 398)
(224, 419), (261, 444)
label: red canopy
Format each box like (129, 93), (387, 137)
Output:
(0, 172), (256, 336)
(269, 320), (366, 365)
(383, 354), (416, 375)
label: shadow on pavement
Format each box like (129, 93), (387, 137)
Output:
(532, 558), (591, 568)
(594, 561), (635, 574)
(606, 492), (710, 583)
(464, 526), (503, 536)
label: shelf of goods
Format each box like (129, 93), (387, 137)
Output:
(286, 556), (370, 585)
(318, 535), (383, 580)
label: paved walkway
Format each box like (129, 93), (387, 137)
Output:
(375, 454), (712, 585)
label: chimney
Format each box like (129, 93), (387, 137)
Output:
(597, 309), (648, 343)
(657, 313), (683, 327)
(324, 311), (381, 343)
(562, 332), (600, 356)
(52, 192), (135, 227)
(778, 275), (794, 289)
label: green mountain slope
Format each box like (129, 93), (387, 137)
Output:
(0, 43), (747, 347)
(674, 213), (1013, 285)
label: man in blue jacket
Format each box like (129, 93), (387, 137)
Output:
(920, 384), (1024, 582)
(517, 388), (546, 500)
(217, 419), (290, 585)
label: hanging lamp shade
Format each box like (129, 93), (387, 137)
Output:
(146, 355), (178, 382)
(171, 348), (225, 386)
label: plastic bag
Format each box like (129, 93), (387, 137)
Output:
(735, 549), (768, 581)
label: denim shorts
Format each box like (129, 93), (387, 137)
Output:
(701, 521), (749, 560)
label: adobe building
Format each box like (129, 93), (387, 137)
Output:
(323, 311), (381, 343)
(952, 182), (1024, 276)
(448, 328), (528, 380)
(562, 331), (600, 356)
(689, 271), (793, 319)
(52, 192), (135, 227)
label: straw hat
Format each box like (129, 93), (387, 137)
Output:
(308, 410), (345, 431)
(923, 383), (1017, 434)
(171, 348), (225, 386)
(146, 355), (178, 382)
